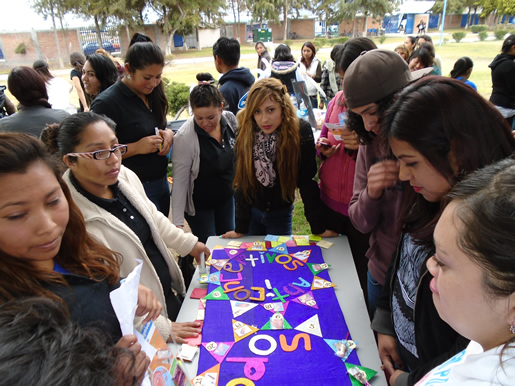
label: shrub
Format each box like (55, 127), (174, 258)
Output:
(452, 31), (467, 42)
(313, 38), (328, 50)
(470, 24), (488, 33)
(331, 37), (349, 45)
(14, 42), (26, 54)
(478, 31), (488, 41)
(283, 39), (293, 47)
(494, 29), (508, 40)
(163, 78), (190, 116)
(378, 35), (387, 44)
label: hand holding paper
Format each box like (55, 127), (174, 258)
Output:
(136, 284), (162, 325)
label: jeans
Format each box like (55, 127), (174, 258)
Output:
(309, 95), (318, 109)
(247, 206), (293, 236)
(143, 176), (170, 217)
(367, 271), (383, 319)
(185, 196), (235, 244)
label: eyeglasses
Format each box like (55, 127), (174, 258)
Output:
(66, 145), (128, 160)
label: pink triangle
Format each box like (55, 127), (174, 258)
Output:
(202, 341), (235, 363)
(224, 248), (245, 259)
(291, 291), (319, 309)
(260, 301), (289, 316)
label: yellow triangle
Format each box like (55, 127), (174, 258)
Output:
(311, 275), (337, 290)
(232, 319), (259, 343)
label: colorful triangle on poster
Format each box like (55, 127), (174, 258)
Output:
(247, 241), (267, 251)
(261, 312), (293, 330)
(230, 300), (259, 318)
(191, 363), (220, 386)
(261, 301), (289, 316)
(232, 319), (259, 342)
(345, 363), (377, 386)
(291, 291), (318, 309)
(224, 248), (245, 259)
(202, 342), (234, 363)
(204, 286), (230, 300)
(209, 259), (229, 271)
(307, 262), (331, 275)
(198, 271), (220, 285)
(311, 275), (337, 290)
(268, 243), (289, 254)
(290, 249), (311, 263)
(294, 314), (323, 337)
(324, 339), (356, 361)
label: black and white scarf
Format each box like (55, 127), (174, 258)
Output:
(253, 130), (278, 187)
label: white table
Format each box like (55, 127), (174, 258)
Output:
(174, 235), (387, 385)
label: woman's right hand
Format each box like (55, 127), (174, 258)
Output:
(169, 321), (202, 344)
(136, 135), (164, 155)
(115, 335), (150, 385)
(221, 231), (244, 239)
(366, 160), (400, 200)
(377, 333), (403, 376)
(316, 138), (340, 158)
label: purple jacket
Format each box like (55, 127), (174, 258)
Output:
(348, 142), (405, 284)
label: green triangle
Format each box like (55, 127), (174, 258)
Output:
(204, 286), (230, 300)
(260, 313), (293, 330)
(345, 363), (377, 386)
(307, 263), (331, 275)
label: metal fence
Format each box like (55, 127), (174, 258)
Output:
(79, 26), (121, 56)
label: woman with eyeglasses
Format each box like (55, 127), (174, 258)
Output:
(42, 112), (209, 344)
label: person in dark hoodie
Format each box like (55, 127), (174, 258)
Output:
(489, 34), (515, 128)
(270, 44), (302, 95)
(213, 37), (255, 115)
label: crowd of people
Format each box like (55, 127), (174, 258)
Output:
(0, 31), (514, 385)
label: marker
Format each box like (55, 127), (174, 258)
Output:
(199, 252), (206, 275)
(155, 127), (163, 151)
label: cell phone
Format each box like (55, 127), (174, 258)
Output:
(317, 140), (331, 148)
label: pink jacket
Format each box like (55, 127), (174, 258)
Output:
(318, 91), (357, 217)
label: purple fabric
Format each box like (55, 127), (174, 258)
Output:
(197, 246), (361, 385)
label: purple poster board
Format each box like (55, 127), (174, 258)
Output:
(195, 244), (362, 385)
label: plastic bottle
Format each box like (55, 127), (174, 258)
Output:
(298, 100), (308, 121)
(290, 94), (298, 110)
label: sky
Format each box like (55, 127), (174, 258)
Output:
(0, 0), (89, 32)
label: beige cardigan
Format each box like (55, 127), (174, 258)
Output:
(64, 166), (198, 340)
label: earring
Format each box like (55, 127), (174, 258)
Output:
(511, 323), (515, 335)
(127, 74), (131, 80)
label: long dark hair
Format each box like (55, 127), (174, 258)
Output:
(450, 56), (473, 78)
(0, 133), (121, 303)
(8, 67), (51, 108)
(125, 42), (168, 128)
(70, 52), (86, 73)
(84, 54), (118, 103)
(273, 44), (294, 62)
(382, 76), (515, 244)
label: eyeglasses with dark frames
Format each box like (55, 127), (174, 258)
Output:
(65, 144), (128, 160)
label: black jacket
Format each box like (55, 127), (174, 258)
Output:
(235, 119), (325, 235)
(219, 67), (255, 116)
(489, 53), (515, 109)
(372, 236), (469, 386)
(45, 274), (122, 344)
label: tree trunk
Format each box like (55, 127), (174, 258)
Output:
(125, 25), (131, 45)
(236, 0), (241, 41)
(466, 8), (471, 28)
(57, 8), (70, 58)
(166, 28), (178, 55)
(352, 19), (356, 37)
(50, 7), (64, 68)
(94, 15), (103, 49)
(231, 0), (238, 39)
(283, 0), (288, 40)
